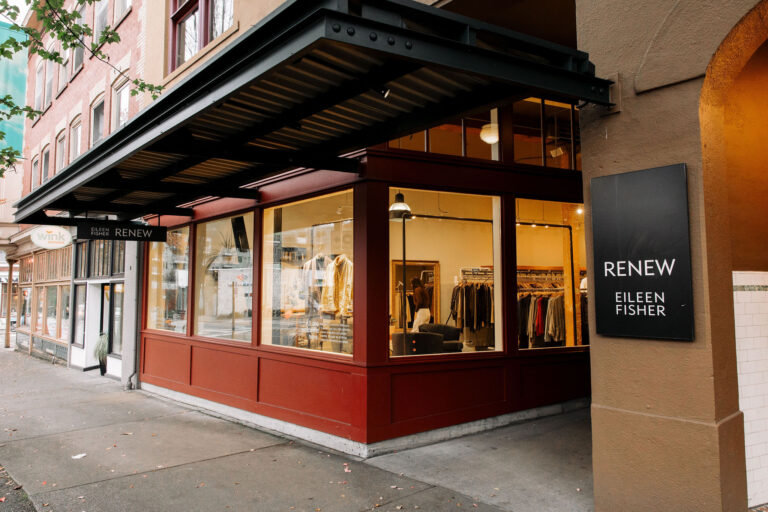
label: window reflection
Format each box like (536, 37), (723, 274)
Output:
(147, 227), (189, 333)
(194, 213), (253, 341)
(262, 190), (354, 355)
(516, 199), (588, 349)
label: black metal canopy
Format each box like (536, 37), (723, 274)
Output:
(15, 0), (611, 225)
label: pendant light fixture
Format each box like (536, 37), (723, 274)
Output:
(389, 192), (411, 220)
(480, 123), (499, 145)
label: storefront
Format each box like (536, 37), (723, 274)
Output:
(12, 0), (609, 452)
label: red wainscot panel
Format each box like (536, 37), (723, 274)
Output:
(190, 345), (259, 409)
(365, 360), (513, 443)
(141, 335), (191, 386)
(258, 357), (357, 427)
(516, 351), (591, 411)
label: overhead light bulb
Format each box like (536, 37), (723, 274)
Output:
(576, 207), (584, 215)
(480, 123), (499, 145)
(531, 223), (537, 228)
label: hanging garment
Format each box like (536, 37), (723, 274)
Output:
(411, 308), (431, 333)
(320, 254), (353, 316)
(300, 254), (329, 315)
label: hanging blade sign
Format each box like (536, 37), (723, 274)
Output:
(76, 221), (167, 241)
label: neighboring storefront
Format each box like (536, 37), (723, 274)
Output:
(13, 240), (72, 361)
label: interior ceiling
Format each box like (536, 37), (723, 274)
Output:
(439, 0), (577, 48)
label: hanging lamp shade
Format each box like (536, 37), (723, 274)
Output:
(389, 192), (411, 220)
(480, 123), (499, 145)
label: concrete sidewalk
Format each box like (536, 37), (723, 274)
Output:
(0, 347), (592, 511)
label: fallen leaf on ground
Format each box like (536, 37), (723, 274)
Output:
(71, 453), (87, 459)
(0, 497), (5, 502)
(196, 482), (205, 488)
(121, 432), (133, 436)
(41, 481), (46, 485)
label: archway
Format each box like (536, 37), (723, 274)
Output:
(701, 0), (768, 506)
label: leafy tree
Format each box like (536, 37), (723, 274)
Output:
(0, 0), (162, 176)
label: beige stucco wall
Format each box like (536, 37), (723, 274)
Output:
(576, 0), (761, 509)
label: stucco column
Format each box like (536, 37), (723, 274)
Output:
(4, 259), (14, 348)
(576, 1), (749, 509)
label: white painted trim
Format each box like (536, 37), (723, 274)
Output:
(139, 382), (589, 458)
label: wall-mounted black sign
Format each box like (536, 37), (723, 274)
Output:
(591, 164), (694, 341)
(76, 221), (167, 242)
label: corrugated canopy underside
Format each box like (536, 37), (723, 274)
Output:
(15, 0), (610, 225)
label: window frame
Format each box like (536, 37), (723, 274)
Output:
(58, 47), (69, 93)
(93, 0), (109, 49)
(91, 97), (105, 145)
(55, 131), (67, 173)
(41, 146), (51, 184)
(34, 61), (44, 112)
(113, 80), (130, 130)
(70, 118), (82, 161)
(170, 0), (233, 71)
(31, 157), (40, 190)
(44, 46), (55, 109)
(72, 5), (85, 73)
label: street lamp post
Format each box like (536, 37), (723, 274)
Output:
(389, 192), (411, 339)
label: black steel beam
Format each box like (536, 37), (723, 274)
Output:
(87, 175), (263, 200)
(50, 200), (194, 218)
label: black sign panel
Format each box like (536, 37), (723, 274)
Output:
(591, 164), (694, 341)
(76, 221), (167, 242)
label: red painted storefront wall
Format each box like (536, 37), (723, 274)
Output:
(140, 151), (590, 444)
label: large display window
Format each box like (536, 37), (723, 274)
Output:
(261, 190), (354, 355)
(388, 188), (502, 356)
(194, 213), (253, 341)
(515, 198), (588, 349)
(146, 227), (189, 333)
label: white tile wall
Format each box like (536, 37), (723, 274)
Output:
(734, 271), (768, 507)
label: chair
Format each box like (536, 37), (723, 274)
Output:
(391, 332), (444, 355)
(418, 323), (463, 352)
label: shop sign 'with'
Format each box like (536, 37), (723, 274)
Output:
(76, 221), (167, 242)
(591, 164), (694, 341)
(30, 226), (72, 249)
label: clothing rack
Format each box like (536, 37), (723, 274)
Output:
(460, 267), (494, 281)
(516, 266), (577, 346)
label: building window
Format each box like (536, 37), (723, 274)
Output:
(147, 227), (188, 333)
(114, 0), (131, 20)
(34, 286), (44, 333)
(19, 287), (31, 328)
(93, 0), (109, 47)
(516, 198), (588, 349)
(209, 0), (233, 40)
(44, 51), (55, 108)
(90, 240), (110, 277)
(112, 240), (125, 275)
(171, 0), (233, 70)
(110, 283), (124, 354)
(194, 212), (253, 341)
(113, 82), (130, 130)
(70, 120), (82, 161)
(60, 285), (71, 341)
(261, 190), (354, 354)
(45, 285), (57, 337)
(41, 146), (50, 183)
(387, 188), (502, 356)
(55, 132), (66, 173)
(73, 284), (86, 345)
(72, 6), (85, 72)
(34, 62), (43, 111)
(58, 48), (69, 91)
(75, 241), (88, 278)
(31, 158), (40, 189)
(92, 99), (105, 144)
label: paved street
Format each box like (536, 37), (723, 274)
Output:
(0, 347), (592, 511)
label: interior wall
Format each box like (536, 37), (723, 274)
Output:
(724, 41), (768, 270)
